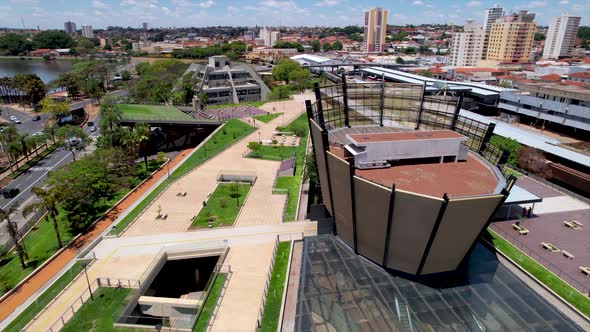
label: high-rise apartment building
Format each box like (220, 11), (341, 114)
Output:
(259, 27), (280, 47)
(483, 5), (504, 33)
(64, 21), (76, 35)
(543, 13), (581, 59)
(449, 20), (486, 66)
(364, 7), (388, 53)
(486, 11), (536, 63)
(482, 5), (504, 59)
(81, 25), (94, 38)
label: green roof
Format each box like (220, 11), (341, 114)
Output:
(118, 104), (196, 122)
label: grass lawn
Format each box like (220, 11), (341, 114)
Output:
(118, 104), (216, 124)
(61, 287), (133, 332)
(259, 242), (291, 332)
(247, 145), (297, 161)
(110, 120), (255, 235)
(253, 113), (282, 123)
(191, 183), (250, 228)
(0, 161), (162, 297)
(485, 229), (590, 317)
(272, 113), (308, 221)
(503, 167), (523, 178)
(205, 101), (266, 110)
(193, 273), (227, 332)
(3, 262), (84, 332)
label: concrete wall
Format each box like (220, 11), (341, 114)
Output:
(353, 176), (391, 263)
(387, 190), (443, 274)
(310, 120), (333, 214)
(326, 151), (354, 248)
(421, 195), (503, 274)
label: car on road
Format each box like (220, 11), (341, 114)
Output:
(32, 115), (41, 121)
(89, 125), (97, 132)
(1, 188), (20, 199)
(32, 131), (45, 137)
(87, 121), (94, 127)
(10, 116), (22, 124)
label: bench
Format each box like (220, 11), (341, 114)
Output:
(563, 221), (581, 230)
(541, 242), (560, 252)
(162, 214), (168, 220)
(182, 192), (187, 197)
(512, 224), (529, 235)
(580, 267), (590, 277)
(562, 250), (574, 260)
(571, 220), (583, 228)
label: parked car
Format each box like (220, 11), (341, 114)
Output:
(89, 126), (97, 132)
(32, 115), (41, 121)
(87, 121), (94, 127)
(11, 117), (22, 124)
(1, 188), (20, 199)
(32, 131), (44, 137)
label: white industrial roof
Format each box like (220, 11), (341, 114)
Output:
(504, 185), (542, 205)
(362, 67), (515, 98)
(460, 109), (590, 167)
(290, 54), (332, 64)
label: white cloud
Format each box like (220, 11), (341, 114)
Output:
(559, 0), (568, 4)
(172, 0), (214, 8)
(527, 1), (547, 8)
(121, 0), (137, 6)
(315, 0), (339, 7)
(466, 1), (481, 7)
(260, 0), (294, 8)
(161, 6), (172, 15)
(412, 0), (424, 5)
(198, 0), (215, 8)
(92, 0), (110, 9)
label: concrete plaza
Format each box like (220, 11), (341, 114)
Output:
(22, 93), (317, 332)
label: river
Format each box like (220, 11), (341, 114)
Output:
(0, 58), (74, 83)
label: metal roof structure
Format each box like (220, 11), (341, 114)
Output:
(460, 109), (590, 167)
(361, 67), (515, 98)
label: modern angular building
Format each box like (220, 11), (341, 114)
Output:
(306, 78), (515, 277)
(543, 13), (581, 60)
(363, 8), (388, 53)
(81, 25), (93, 39)
(449, 20), (486, 66)
(486, 11), (536, 63)
(482, 5), (504, 59)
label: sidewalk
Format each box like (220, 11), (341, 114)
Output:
(0, 149), (190, 322)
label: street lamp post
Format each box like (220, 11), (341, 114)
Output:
(166, 160), (171, 180)
(82, 262), (94, 301)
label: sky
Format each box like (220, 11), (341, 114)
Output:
(0, 0), (588, 30)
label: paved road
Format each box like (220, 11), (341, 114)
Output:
(0, 106), (48, 136)
(0, 113), (100, 247)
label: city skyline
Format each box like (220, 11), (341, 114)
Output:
(0, 0), (588, 30)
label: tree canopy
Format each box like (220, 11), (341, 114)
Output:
(32, 31), (75, 49)
(129, 59), (189, 103)
(310, 40), (321, 52)
(273, 41), (304, 52)
(0, 33), (33, 55)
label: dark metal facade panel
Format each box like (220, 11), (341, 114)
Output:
(310, 120), (333, 215)
(353, 176), (391, 263)
(421, 195), (504, 275)
(386, 191), (444, 274)
(326, 152), (355, 248)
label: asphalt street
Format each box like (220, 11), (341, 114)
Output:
(0, 106), (100, 247)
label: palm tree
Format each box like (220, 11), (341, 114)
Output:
(18, 134), (32, 162)
(0, 202), (27, 269)
(23, 187), (63, 248)
(99, 95), (122, 131)
(134, 123), (151, 170)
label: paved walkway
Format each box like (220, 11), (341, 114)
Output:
(0, 150), (189, 322)
(21, 94), (317, 332)
(124, 94), (311, 236)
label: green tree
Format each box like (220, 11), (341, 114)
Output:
(489, 135), (522, 166)
(332, 40), (343, 51)
(99, 95), (122, 131)
(310, 40), (321, 52)
(418, 70), (433, 77)
(0, 33), (33, 55)
(12, 74), (46, 105)
(349, 33), (363, 42)
(23, 187), (64, 248)
(134, 122), (151, 170)
(32, 31), (75, 49)
(272, 58), (303, 83)
(403, 47), (416, 54)
(55, 125), (89, 161)
(273, 41), (304, 52)
(395, 57), (405, 64)
(268, 85), (291, 100)
(55, 72), (81, 98)
(322, 42), (333, 51)
(418, 45), (430, 54)
(534, 32), (546, 41)
(38, 97), (70, 122)
(0, 203), (27, 269)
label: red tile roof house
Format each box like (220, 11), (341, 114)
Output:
(568, 71), (590, 85)
(30, 49), (59, 57)
(538, 73), (562, 83)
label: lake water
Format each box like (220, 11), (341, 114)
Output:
(0, 58), (74, 83)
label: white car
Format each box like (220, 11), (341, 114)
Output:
(11, 117), (22, 124)
(32, 131), (44, 137)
